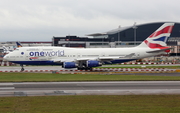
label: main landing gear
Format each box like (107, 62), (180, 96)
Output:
(77, 61), (93, 71)
(77, 67), (93, 71)
(20, 64), (24, 72)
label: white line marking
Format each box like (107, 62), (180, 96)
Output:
(0, 87), (15, 90)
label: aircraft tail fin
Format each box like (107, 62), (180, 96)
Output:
(3, 46), (8, 51)
(2, 46), (10, 54)
(138, 23), (174, 51)
(16, 42), (22, 48)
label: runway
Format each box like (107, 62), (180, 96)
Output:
(0, 81), (180, 96)
(0, 66), (180, 96)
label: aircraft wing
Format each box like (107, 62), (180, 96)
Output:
(52, 58), (98, 63)
(52, 58), (75, 63)
(52, 53), (135, 63)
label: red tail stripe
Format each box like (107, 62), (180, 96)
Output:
(165, 50), (170, 53)
(149, 26), (173, 38)
(144, 40), (169, 49)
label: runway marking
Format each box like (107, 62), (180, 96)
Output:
(0, 83), (14, 90)
(0, 87), (15, 90)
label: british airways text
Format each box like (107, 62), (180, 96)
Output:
(29, 50), (64, 57)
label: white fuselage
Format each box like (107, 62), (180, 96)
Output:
(3, 46), (164, 66)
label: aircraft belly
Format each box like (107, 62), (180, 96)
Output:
(10, 61), (62, 65)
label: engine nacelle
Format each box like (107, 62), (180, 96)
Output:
(62, 62), (77, 68)
(86, 60), (102, 67)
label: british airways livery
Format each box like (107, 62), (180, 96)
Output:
(3, 23), (174, 71)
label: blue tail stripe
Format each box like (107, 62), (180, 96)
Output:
(153, 36), (167, 42)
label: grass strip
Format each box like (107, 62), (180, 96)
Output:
(0, 95), (180, 113)
(96, 65), (180, 69)
(0, 72), (180, 82)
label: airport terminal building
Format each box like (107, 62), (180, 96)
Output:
(52, 22), (180, 55)
(1, 22), (180, 56)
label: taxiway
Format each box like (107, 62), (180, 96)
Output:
(0, 81), (180, 96)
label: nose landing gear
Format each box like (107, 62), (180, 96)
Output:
(20, 64), (24, 72)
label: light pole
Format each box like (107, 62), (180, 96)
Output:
(133, 22), (137, 45)
(118, 25), (121, 47)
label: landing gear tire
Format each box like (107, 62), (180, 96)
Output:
(77, 67), (83, 70)
(85, 67), (92, 71)
(89, 67), (93, 71)
(77, 67), (93, 71)
(21, 68), (24, 72)
(20, 64), (24, 72)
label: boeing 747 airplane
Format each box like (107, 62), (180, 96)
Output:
(3, 23), (174, 71)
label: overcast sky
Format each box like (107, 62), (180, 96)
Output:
(0, 0), (180, 41)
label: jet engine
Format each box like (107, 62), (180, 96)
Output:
(86, 60), (102, 67)
(62, 62), (77, 68)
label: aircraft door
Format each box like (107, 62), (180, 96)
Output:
(101, 53), (105, 57)
(77, 53), (81, 58)
(25, 52), (30, 60)
(136, 52), (140, 58)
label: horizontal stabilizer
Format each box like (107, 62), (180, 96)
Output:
(146, 48), (173, 53)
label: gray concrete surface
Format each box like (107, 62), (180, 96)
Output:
(0, 81), (180, 96)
